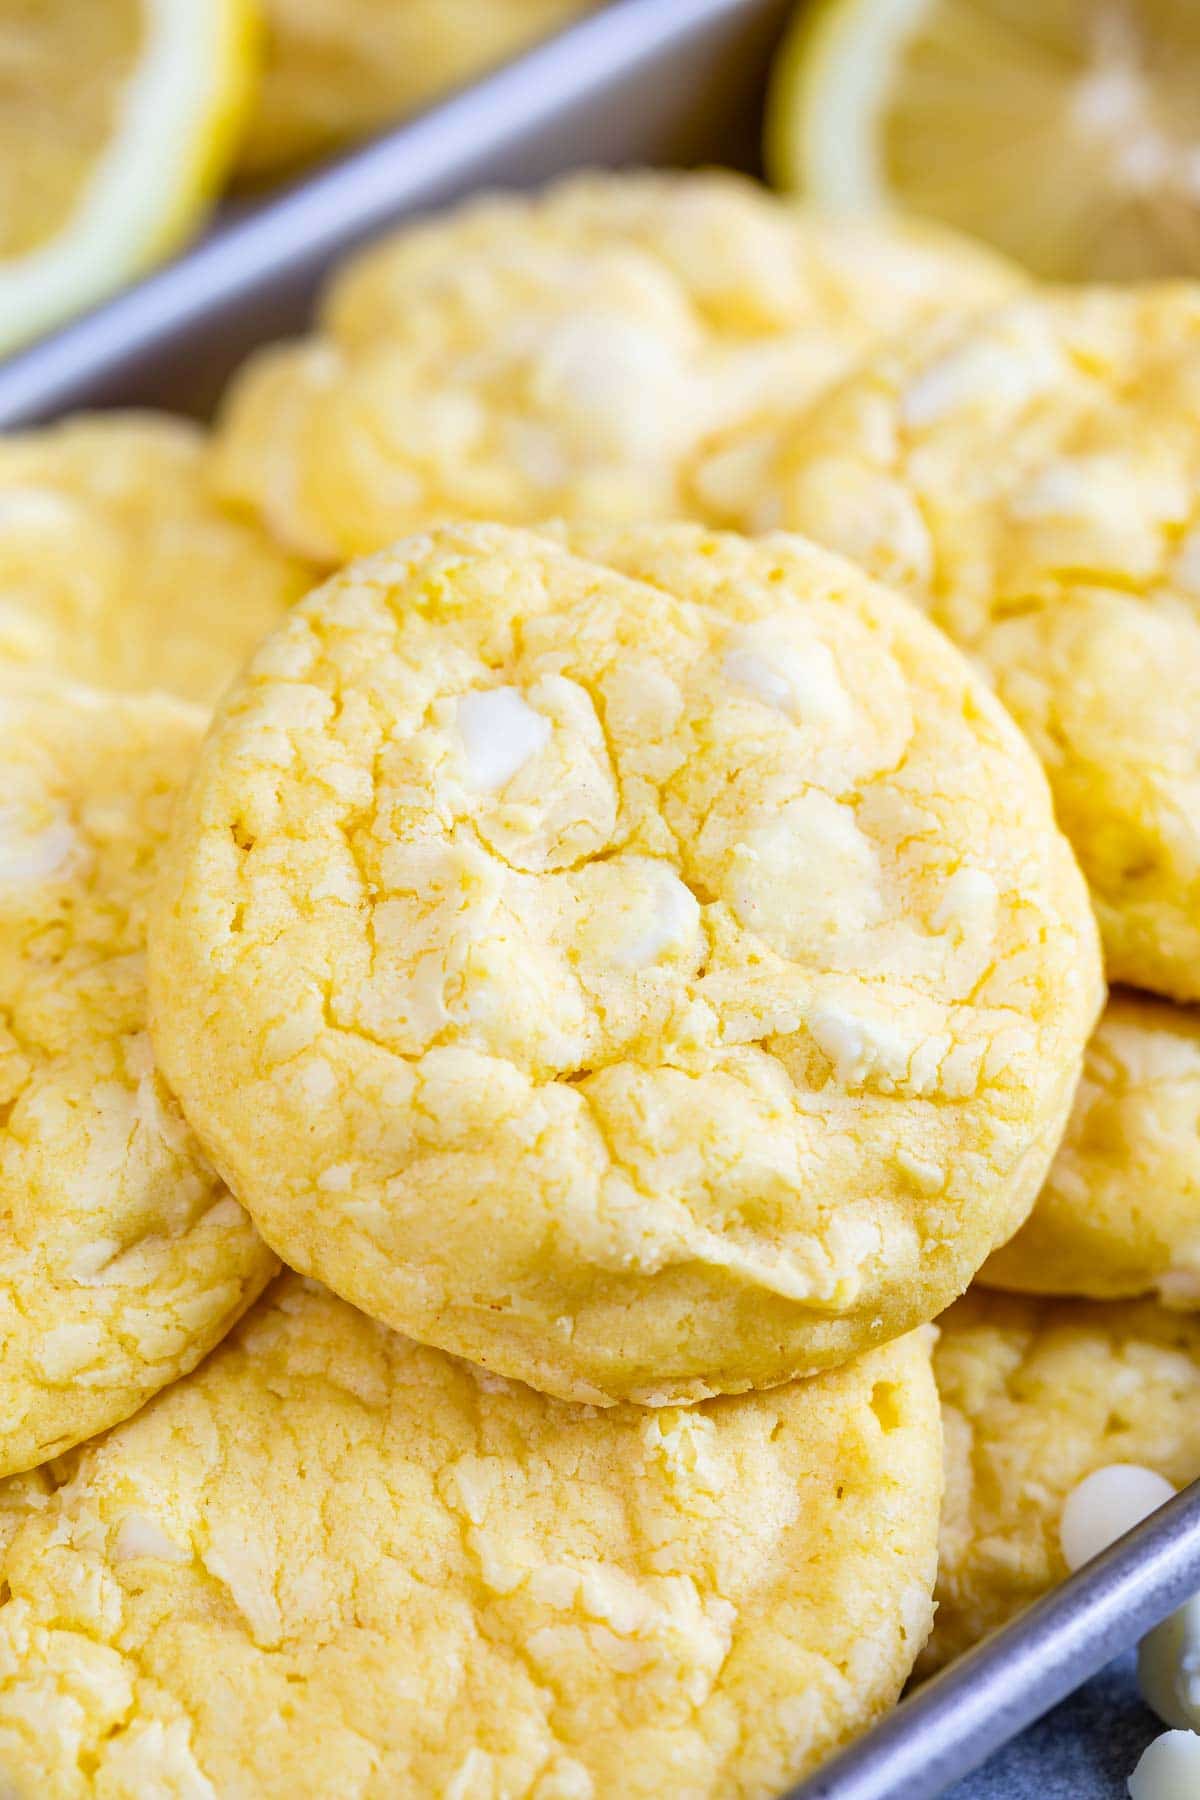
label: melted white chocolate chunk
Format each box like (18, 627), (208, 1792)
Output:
(456, 686), (551, 792)
(1060, 1463), (1175, 1571)
(1128, 1730), (1200, 1800)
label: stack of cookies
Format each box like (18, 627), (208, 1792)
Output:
(0, 169), (1194, 1797)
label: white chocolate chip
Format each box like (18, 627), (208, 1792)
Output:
(439, 1456), (491, 1526)
(470, 1529), (523, 1596)
(534, 1758), (595, 1800)
(298, 1058), (337, 1104)
(462, 672), (618, 873)
(1008, 452), (1146, 528)
(200, 1196), (246, 1231)
(36, 1321), (106, 1380)
(0, 804), (78, 885)
(933, 866), (999, 935)
(1071, 61), (1143, 136)
(1139, 1595), (1200, 1733)
(721, 622), (852, 730)
(1060, 1464), (1175, 1571)
(0, 486), (80, 530)
(729, 793), (881, 952)
(456, 686), (550, 792)
(572, 855), (703, 977)
(112, 1512), (188, 1564)
(317, 1162), (353, 1193)
(1128, 1730), (1200, 1800)
(95, 1718), (218, 1799)
(531, 314), (691, 460)
(722, 644), (791, 711)
(785, 458), (935, 592)
(446, 1749), (494, 1800)
(809, 1005), (913, 1089)
(1009, 456), (1104, 520)
(620, 865), (701, 970)
(201, 1524), (282, 1645)
(900, 329), (1060, 429)
(895, 1147), (945, 1194)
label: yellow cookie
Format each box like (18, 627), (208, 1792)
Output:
(239, 0), (595, 177)
(0, 414), (311, 705)
(0, 1464), (60, 1562)
(148, 521), (1101, 1405)
(0, 1275), (942, 1799)
(983, 994), (1200, 1304)
(0, 679), (277, 1479)
(211, 169), (1022, 563)
(926, 1289), (1200, 1672)
(705, 287), (1200, 1000)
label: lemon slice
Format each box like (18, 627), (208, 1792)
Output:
(0, 0), (258, 355)
(767, 0), (1200, 280)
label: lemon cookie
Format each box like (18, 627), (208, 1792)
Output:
(211, 169), (1021, 563)
(983, 994), (1200, 1304)
(0, 414), (311, 704)
(926, 1289), (1200, 1672)
(239, 0), (594, 178)
(705, 287), (1200, 1000)
(0, 679), (277, 1479)
(0, 1275), (941, 1799)
(148, 521), (1100, 1405)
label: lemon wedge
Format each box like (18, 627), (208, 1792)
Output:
(0, 0), (258, 355)
(767, 0), (1200, 280)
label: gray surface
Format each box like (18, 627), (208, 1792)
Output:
(0, 2), (1191, 1795)
(948, 1659), (1153, 1799)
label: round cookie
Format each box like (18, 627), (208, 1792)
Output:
(926, 1289), (1200, 1673)
(701, 287), (1200, 1000)
(0, 679), (277, 1478)
(148, 520), (1101, 1405)
(983, 994), (1200, 1304)
(211, 169), (1022, 563)
(0, 1275), (942, 1799)
(0, 414), (311, 705)
(238, 0), (594, 178)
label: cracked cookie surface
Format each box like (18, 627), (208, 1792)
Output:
(148, 521), (1100, 1404)
(0, 415), (311, 704)
(983, 994), (1200, 1303)
(703, 288), (1200, 999)
(926, 1289), (1200, 1672)
(210, 169), (1021, 564)
(0, 1275), (941, 1799)
(0, 680), (277, 1478)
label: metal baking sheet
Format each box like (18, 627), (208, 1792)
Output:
(1, 0), (1195, 1793)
